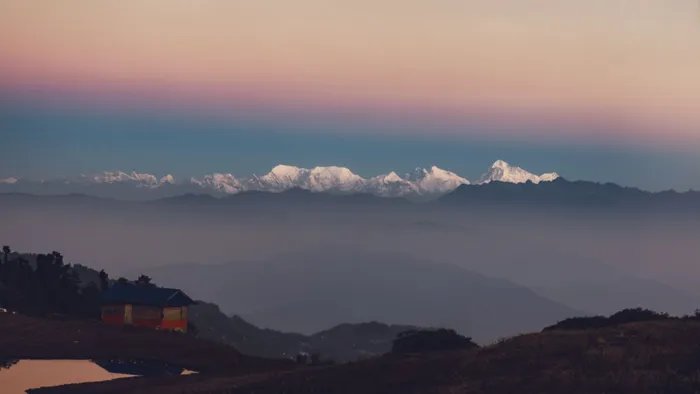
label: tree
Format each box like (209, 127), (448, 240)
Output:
(295, 353), (309, 364)
(544, 308), (670, 331)
(98, 270), (109, 291)
(136, 274), (154, 287)
(310, 352), (321, 365)
(0, 248), (106, 318)
(392, 329), (478, 354)
(2, 245), (10, 265)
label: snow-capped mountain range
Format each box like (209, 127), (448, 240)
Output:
(90, 171), (175, 188)
(0, 177), (19, 184)
(1, 160), (559, 198)
(479, 160), (559, 185)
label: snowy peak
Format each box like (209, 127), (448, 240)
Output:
(90, 171), (164, 187)
(4, 160), (561, 198)
(87, 171), (176, 188)
(366, 171), (417, 197)
(92, 171), (154, 185)
(492, 160), (509, 169)
(369, 171), (407, 185)
(159, 174), (176, 185)
(306, 166), (365, 192)
(248, 164), (309, 192)
(250, 164), (366, 193)
(479, 160), (559, 185)
(266, 164), (308, 185)
(0, 177), (18, 184)
(269, 164), (306, 178)
(191, 173), (243, 194)
(383, 171), (402, 183)
(407, 166), (470, 195)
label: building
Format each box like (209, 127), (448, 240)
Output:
(100, 285), (194, 332)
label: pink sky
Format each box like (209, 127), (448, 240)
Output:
(1, 0), (699, 145)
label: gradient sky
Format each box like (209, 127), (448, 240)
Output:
(1, 1), (699, 190)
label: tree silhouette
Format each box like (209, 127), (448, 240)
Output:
(136, 274), (154, 287)
(0, 246), (100, 318)
(2, 245), (9, 265)
(392, 329), (478, 354)
(544, 308), (671, 331)
(99, 270), (109, 291)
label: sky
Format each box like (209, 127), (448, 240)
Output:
(1, 0), (699, 190)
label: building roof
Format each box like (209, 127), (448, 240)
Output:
(101, 285), (194, 307)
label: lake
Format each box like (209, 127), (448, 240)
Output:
(0, 359), (195, 393)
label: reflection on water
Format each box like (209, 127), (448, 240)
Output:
(0, 359), (135, 394)
(0, 359), (196, 394)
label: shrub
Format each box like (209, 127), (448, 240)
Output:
(392, 329), (478, 354)
(544, 308), (670, 331)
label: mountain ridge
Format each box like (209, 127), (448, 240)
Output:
(0, 160), (557, 199)
(190, 301), (418, 362)
(2, 177), (700, 209)
(480, 160), (559, 185)
(143, 253), (580, 342)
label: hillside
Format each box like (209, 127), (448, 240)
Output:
(31, 319), (700, 393)
(5, 248), (700, 393)
(0, 313), (288, 375)
(190, 302), (416, 362)
(147, 254), (578, 342)
(0, 248), (418, 363)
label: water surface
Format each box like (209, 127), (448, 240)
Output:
(0, 359), (134, 394)
(0, 359), (195, 394)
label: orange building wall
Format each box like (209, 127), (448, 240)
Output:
(161, 306), (188, 332)
(101, 304), (188, 332)
(101, 304), (126, 326)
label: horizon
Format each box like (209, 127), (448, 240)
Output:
(2, 159), (552, 183)
(2, 0), (700, 191)
(1, 158), (698, 194)
(2, 159), (693, 194)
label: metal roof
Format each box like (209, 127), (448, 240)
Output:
(101, 285), (194, 307)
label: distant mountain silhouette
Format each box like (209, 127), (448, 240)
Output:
(145, 251), (579, 343)
(190, 302), (416, 362)
(155, 187), (409, 206)
(3, 178), (699, 209)
(439, 178), (699, 208)
(3, 185), (698, 342)
(0, 179), (201, 201)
